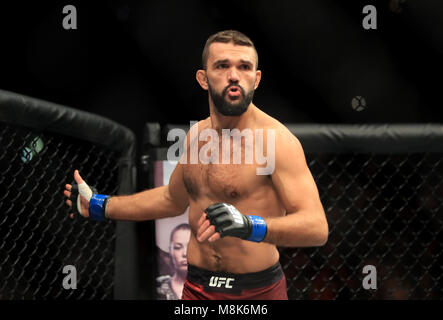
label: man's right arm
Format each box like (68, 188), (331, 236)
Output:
(65, 122), (197, 221)
(64, 161), (189, 221)
(106, 162), (189, 221)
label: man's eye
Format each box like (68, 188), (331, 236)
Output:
(217, 64), (228, 69)
(240, 64), (251, 70)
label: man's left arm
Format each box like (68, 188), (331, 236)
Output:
(197, 128), (328, 247)
(265, 128), (328, 247)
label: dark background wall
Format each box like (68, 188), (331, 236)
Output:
(0, 0), (442, 142)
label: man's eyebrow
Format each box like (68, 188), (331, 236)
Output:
(240, 59), (253, 65)
(213, 59), (229, 66)
(212, 59), (253, 67)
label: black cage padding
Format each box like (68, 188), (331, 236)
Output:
(0, 89), (137, 299)
(0, 89), (135, 157)
(158, 123), (443, 153)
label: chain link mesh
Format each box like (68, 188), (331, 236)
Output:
(0, 122), (119, 299)
(280, 152), (443, 299)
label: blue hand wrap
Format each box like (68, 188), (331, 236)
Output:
(247, 215), (267, 242)
(89, 194), (109, 221)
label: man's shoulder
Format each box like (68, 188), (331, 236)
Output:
(254, 107), (297, 139)
(189, 118), (211, 132)
(253, 107), (305, 163)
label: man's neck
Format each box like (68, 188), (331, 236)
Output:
(209, 103), (256, 131)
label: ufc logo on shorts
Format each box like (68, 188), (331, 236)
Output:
(208, 276), (235, 289)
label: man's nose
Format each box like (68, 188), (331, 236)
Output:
(228, 67), (240, 82)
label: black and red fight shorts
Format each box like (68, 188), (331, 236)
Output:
(181, 262), (288, 300)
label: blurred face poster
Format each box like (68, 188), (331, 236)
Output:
(154, 160), (189, 300)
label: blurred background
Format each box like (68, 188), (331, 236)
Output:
(0, 0), (442, 142)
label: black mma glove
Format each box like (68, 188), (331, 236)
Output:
(204, 202), (267, 242)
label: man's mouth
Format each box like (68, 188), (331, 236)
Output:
(227, 86), (241, 98)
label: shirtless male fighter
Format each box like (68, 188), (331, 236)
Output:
(63, 30), (328, 300)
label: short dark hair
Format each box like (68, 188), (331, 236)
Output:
(202, 30), (258, 70)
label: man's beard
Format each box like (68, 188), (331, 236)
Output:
(207, 80), (255, 116)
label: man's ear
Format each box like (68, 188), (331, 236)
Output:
(254, 70), (262, 90)
(196, 70), (208, 90)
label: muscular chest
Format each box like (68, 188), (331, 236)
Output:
(183, 162), (257, 201)
(182, 131), (271, 201)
